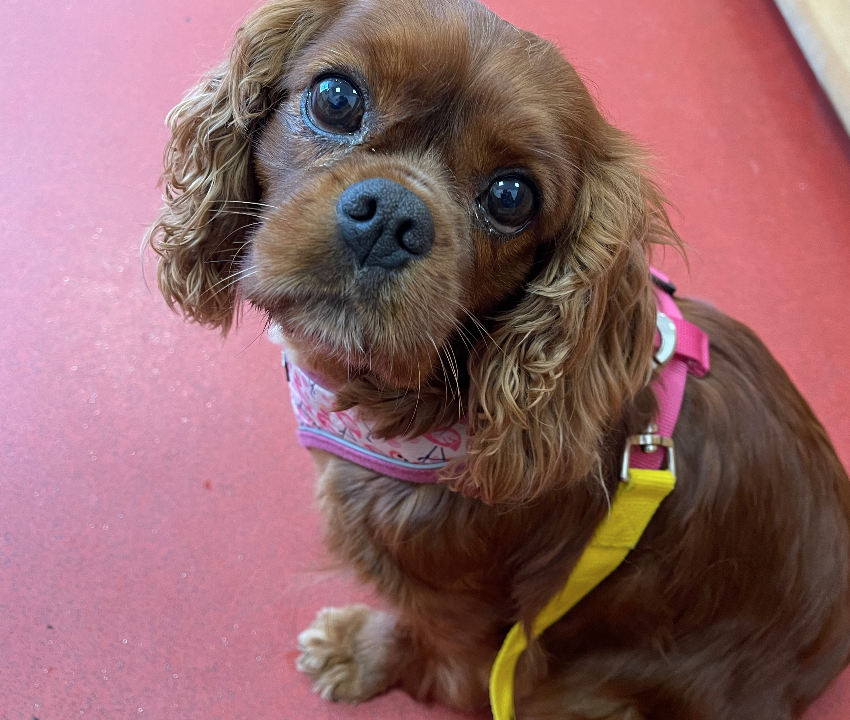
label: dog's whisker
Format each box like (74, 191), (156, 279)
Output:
(208, 209), (267, 220)
(461, 309), (506, 359)
(209, 268), (258, 298)
(428, 336), (451, 404)
(401, 361), (422, 438)
(199, 221), (263, 268)
(200, 265), (258, 299)
(437, 337), (460, 401)
(445, 343), (463, 410)
(210, 199), (277, 209)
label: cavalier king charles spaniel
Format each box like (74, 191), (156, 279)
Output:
(146, 0), (850, 717)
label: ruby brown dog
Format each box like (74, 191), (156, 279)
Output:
(146, 0), (850, 717)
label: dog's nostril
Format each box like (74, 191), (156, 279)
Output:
(396, 219), (427, 255)
(347, 196), (377, 222)
(396, 218), (414, 244)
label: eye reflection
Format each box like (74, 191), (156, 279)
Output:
(307, 75), (364, 134)
(483, 176), (537, 235)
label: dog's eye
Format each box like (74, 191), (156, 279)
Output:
(480, 176), (538, 236)
(307, 75), (364, 134)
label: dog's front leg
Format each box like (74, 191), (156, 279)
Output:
(300, 451), (512, 709)
(297, 602), (501, 710)
(297, 604), (410, 703)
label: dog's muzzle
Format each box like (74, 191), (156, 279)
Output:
(336, 178), (435, 270)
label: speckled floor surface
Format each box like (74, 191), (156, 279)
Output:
(1, 1), (849, 718)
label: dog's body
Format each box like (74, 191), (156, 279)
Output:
(147, 0), (850, 717)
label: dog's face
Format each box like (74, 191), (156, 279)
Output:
(244, 0), (590, 387)
(149, 0), (673, 501)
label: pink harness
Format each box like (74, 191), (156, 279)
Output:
(282, 270), (710, 482)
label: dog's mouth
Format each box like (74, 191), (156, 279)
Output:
(261, 290), (445, 390)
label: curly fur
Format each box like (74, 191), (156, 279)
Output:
(146, 0), (850, 718)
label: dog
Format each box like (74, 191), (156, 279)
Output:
(145, 0), (850, 717)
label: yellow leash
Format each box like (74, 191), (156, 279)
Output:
(489, 438), (677, 720)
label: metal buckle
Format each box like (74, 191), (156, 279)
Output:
(621, 426), (676, 481)
(654, 311), (677, 368)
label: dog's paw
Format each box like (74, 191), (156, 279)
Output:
(297, 604), (401, 703)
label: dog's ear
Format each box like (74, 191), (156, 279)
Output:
(145, 0), (346, 333)
(457, 127), (678, 504)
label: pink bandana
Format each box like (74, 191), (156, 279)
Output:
(283, 359), (467, 483)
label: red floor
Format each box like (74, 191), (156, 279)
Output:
(1, 0), (849, 718)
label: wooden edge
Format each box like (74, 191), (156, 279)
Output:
(773, 0), (850, 137)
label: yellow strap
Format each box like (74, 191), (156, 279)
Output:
(489, 468), (676, 720)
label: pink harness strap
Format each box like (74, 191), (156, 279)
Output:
(629, 281), (710, 470)
(280, 270), (710, 482)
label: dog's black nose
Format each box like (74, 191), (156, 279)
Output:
(337, 178), (435, 269)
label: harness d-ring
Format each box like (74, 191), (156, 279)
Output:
(654, 311), (677, 368)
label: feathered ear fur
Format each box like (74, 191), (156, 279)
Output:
(145, 0), (347, 333)
(457, 128), (678, 505)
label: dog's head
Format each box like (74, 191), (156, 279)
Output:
(147, 0), (677, 503)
